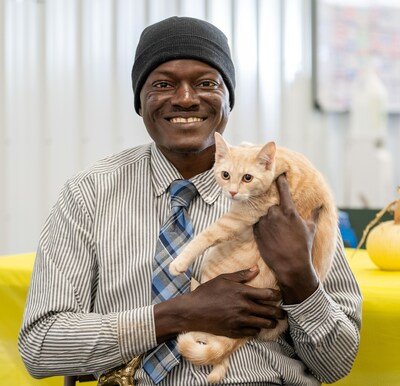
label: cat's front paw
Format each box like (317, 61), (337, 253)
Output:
(169, 259), (188, 276)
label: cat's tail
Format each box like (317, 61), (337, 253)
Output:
(177, 331), (245, 365)
(177, 332), (246, 383)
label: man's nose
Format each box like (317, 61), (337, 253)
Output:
(171, 83), (200, 108)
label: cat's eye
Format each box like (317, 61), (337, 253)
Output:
(221, 171), (230, 180)
(242, 174), (253, 183)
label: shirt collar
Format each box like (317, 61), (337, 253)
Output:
(150, 143), (222, 205)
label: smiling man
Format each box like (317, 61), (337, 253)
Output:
(19, 16), (361, 386)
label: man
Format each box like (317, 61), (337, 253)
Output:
(19, 16), (361, 385)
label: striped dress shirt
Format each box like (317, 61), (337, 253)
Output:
(19, 142), (362, 386)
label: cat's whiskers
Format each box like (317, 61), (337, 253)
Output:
(243, 196), (261, 211)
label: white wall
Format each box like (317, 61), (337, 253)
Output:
(1, 0), (399, 254)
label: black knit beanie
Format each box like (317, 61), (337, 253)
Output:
(131, 16), (235, 114)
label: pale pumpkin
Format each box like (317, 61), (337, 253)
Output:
(364, 191), (400, 270)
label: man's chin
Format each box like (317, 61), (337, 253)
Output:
(162, 143), (214, 156)
(173, 147), (203, 155)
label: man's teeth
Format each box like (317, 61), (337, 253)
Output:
(170, 117), (203, 123)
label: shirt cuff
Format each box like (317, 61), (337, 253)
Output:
(117, 305), (157, 363)
(281, 283), (335, 339)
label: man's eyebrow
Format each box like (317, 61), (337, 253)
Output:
(150, 70), (174, 77)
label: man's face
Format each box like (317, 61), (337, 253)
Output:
(139, 59), (230, 155)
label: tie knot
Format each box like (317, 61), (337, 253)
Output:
(169, 180), (198, 209)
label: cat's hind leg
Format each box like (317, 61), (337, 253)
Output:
(207, 358), (229, 384)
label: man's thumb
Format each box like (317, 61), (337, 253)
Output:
(224, 266), (260, 283)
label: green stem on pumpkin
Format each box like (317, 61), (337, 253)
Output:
(352, 198), (397, 257)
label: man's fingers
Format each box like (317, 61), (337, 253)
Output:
(244, 286), (282, 303)
(251, 303), (286, 320)
(218, 269), (283, 305)
(234, 318), (278, 337)
(221, 266), (260, 284)
(276, 174), (294, 210)
(241, 317), (278, 331)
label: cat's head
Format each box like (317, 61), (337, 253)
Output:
(213, 133), (276, 201)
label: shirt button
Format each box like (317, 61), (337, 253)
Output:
(298, 315), (306, 322)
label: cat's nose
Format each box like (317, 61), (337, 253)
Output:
(229, 191), (237, 197)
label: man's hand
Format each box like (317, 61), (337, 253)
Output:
(154, 267), (285, 343)
(253, 174), (320, 305)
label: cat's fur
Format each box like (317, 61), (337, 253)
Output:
(169, 132), (338, 383)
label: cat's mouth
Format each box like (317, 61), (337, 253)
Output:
(168, 117), (205, 124)
(224, 191), (244, 201)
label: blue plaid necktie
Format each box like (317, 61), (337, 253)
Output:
(143, 179), (198, 384)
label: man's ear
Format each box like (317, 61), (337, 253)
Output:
(138, 107), (142, 116)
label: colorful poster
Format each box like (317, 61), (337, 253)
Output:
(315, 1), (400, 112)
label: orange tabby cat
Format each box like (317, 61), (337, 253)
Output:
(169, 132), (338, 383)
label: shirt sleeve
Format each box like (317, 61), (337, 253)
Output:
(18, 175), (157, 379)
(282, 235), (362, 384)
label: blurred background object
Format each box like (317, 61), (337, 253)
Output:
(345, 64), (395, 208)
(338, 210), (358, 248)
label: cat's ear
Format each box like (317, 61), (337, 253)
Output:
(257, 141), (276, 170)
(214, 132), (230, 161)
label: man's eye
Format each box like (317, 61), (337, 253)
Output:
(198, 80), (218, 88)
(154, 82), (171, 88)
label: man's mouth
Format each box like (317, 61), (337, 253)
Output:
(169, 117), (204, 124)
